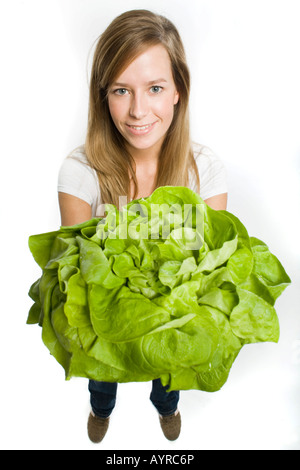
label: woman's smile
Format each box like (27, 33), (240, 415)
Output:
(126, 121), (158, 135)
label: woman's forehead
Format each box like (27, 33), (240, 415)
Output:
(112, 44), (173, 85)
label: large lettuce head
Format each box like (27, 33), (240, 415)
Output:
(27, 187), (291, 391)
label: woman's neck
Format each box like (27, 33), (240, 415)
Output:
(129, 143), (160, 164)
(129, 148), (159, 200)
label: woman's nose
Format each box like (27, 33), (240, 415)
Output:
(129, 92), (149, 120)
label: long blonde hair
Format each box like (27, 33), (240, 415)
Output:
(85, 9), (199, 207)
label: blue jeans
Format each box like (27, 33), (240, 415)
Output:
(88, 379), (180, 418)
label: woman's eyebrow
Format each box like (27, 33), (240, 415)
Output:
(146, 78), (168, 85)
(111, 78), (168, 87)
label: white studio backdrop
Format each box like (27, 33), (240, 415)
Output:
(0, 0), (299, 450)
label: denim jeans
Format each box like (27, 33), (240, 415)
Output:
(88, 379), (180, 418)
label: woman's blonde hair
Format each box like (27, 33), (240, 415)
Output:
(85, 9), (199, 207)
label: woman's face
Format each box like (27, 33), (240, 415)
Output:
(107, 44), (179, 159)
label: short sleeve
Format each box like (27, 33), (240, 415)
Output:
(192, 145), (228, 200)
(57, 147), (101, 216)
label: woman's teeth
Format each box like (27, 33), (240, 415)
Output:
(129, 124), (153, 130)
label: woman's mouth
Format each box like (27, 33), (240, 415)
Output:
(126, 121), (157, 135)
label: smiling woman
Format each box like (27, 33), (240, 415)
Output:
(81, 9), (199, 207)
(56, 8), (228, 443)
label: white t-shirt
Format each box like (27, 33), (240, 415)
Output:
(57, 143), (228, 217)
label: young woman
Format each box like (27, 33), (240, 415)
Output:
(58, 9), (228, 443)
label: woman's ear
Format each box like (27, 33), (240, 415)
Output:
(174, 90), (179, 105)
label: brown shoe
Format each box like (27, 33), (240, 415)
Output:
(159, 411), (181, 441)
(87, 412), (109, 443)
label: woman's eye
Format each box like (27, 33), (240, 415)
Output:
(150, 86), (163, 94)
(114, 88), (128, 96)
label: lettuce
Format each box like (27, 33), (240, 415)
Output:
(27, 186), (291, 391)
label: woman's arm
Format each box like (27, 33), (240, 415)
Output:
(59, 190), (227, 227)
(58, 192), (92, 226)
(204, 192), (228, 211)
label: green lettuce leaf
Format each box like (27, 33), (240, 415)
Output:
(27, 186), (291, 391)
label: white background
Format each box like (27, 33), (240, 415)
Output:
(1, 0), (299, 450)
